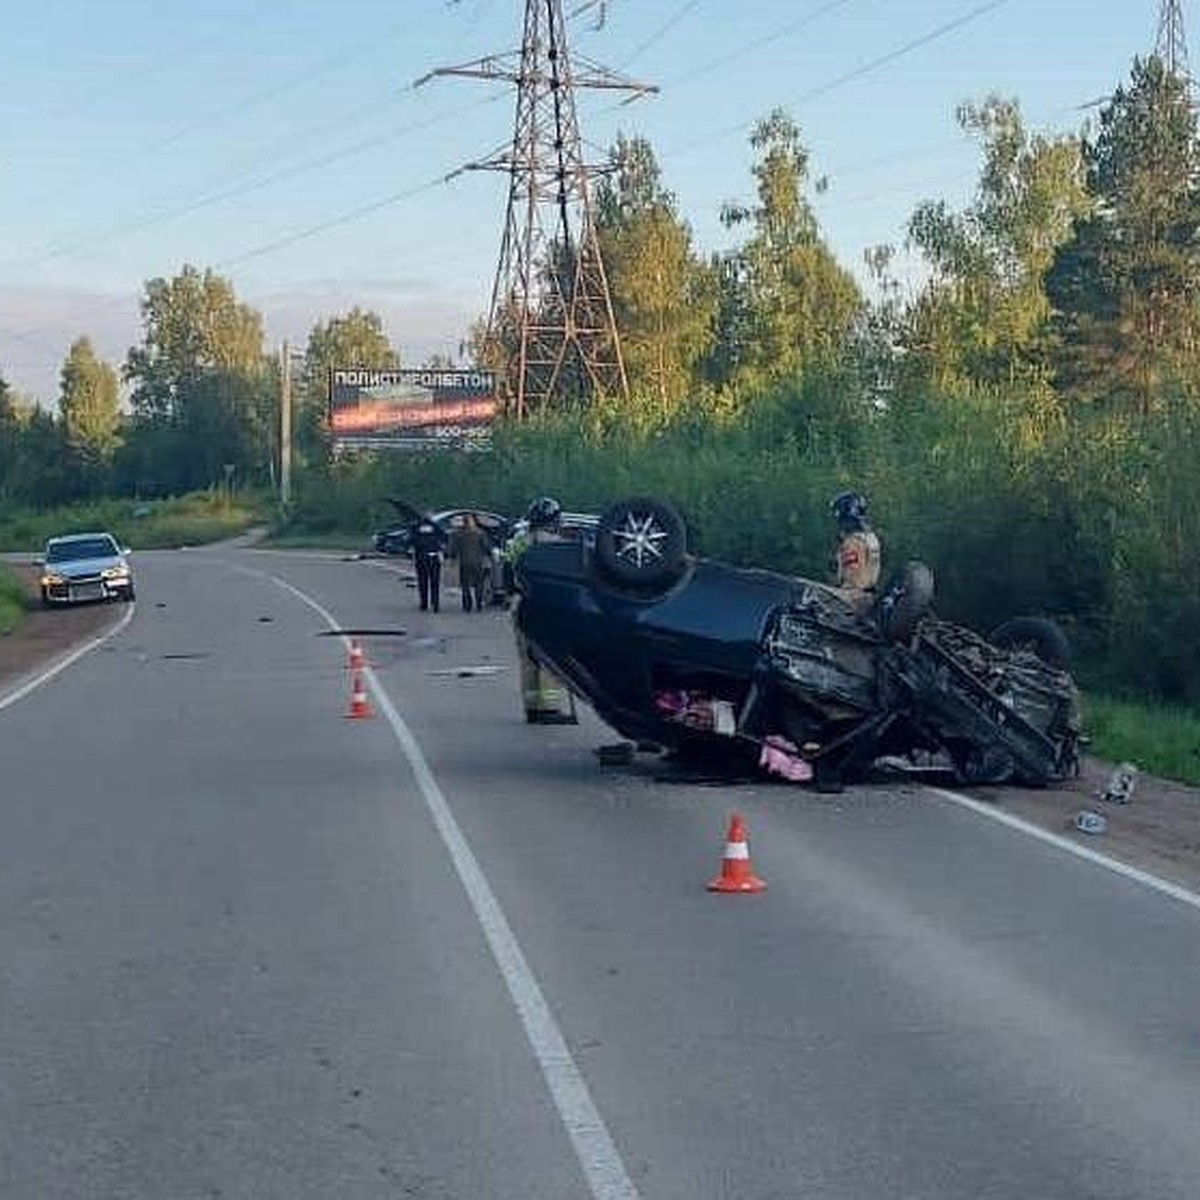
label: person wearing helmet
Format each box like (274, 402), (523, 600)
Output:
(511, 496), (577, 724)
(831, 490), (881, 612)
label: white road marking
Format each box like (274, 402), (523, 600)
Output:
(0, 603), (135, 714)
(267, 573), (642, 1200)
(928, 786), (1200, 915)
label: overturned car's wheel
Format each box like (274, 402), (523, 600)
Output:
(595, 497), (688, 590)
(989, 616), (1071, 670)
(875, 560), (935, 642)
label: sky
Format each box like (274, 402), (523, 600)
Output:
(0, 0), (1171, 404)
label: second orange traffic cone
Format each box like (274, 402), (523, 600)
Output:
(346, 669), (372, 719)
(707, 812), (766, 893)
(347, 640), (366, 672)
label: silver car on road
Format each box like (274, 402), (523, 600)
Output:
(39, 532), (136, 606)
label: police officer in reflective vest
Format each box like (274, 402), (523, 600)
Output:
(411, 513), (447, 613)
(510, 496), (577, 724)
(831, 490), (881, 612)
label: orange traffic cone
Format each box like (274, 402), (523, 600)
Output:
(346, 669), (372, 719)
(707, 812), (766, 893)
(347, 640), (366, 672)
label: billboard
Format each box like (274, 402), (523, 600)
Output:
(328, 368), (497, 452)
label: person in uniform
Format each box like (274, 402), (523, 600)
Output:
(831, 490), (881, 614)
(410, 512), (447, 613)
(510, 496), (577, 724)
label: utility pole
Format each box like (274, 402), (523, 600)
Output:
(1157, 0), (1191, 80)
(420, 0), (655, 418)
(279, 342), (293, 511)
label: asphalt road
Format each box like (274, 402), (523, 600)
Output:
(3, 546), (1200, 1199)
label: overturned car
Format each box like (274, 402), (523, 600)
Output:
(514, 497), (1081, 788)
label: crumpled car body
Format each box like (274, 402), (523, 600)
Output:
(514, 518), (1080, 788)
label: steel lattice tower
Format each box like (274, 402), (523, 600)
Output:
(423, 1), (654, 417)
(1157, 0), (1190, 79)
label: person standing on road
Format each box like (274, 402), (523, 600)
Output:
(510, 496), (577, 724)
(453, 513), (490, 613)
(831, 490), (881, 614)
(410, 512), (447, 613)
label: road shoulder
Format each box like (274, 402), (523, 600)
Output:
(0, 565), (128, 697)
(940, 756), (1200, 894)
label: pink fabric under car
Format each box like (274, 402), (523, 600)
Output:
(759, 735), (814, 782)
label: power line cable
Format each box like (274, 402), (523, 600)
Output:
(659, 0), (858, 90)
(24, 15), (420, 210)
(660, 0), (1014, 160)
(595, 0), (857, 117)
(13, 93), (507, 271)
(617, 0), (704, 68)
(14, 85), (408, 264)
(217, 174), (454, 270)
(34, 9), (276, 125)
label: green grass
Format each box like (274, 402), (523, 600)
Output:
(0, 491), (269, 553)
(1084, 693), (1200, 787)
(0, 565), (27, 635)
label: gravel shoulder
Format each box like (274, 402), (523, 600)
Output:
(957, 757), (1200, 894)
(0, 565), (126, 695)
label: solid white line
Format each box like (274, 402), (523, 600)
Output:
(0, 603), (135, 715)
(267, 573), (641, 1200)
(928, 786), (1200, 915)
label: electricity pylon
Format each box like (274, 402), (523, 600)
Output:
(421, 1), (655, 417)
(1157, 0), (1190, 80)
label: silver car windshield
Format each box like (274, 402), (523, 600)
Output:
(46, 537), (118, 563)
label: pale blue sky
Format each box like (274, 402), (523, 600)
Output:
(0, 1), (1169, 401)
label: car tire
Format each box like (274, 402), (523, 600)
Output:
(594, 497), (688, 591)
(40, 588), (52, 609)
(876, 560), (935, 642)
(479, 569), (495, 609)
(989, 616), (1070, 670)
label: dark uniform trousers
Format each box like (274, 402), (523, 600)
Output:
(416, 553), (441, 612)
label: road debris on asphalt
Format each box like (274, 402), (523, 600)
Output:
(595, 742), (635, 766)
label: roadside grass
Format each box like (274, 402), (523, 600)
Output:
(1084, 694), (1200, 788)
(0, 492), (269, 553)
(0, 565), (26, 635)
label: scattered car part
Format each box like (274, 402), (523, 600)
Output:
(1099, 762), (1138, 804)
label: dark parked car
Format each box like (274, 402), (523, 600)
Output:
(372, 502), (510, 557)
(514, 497), (1081, 788)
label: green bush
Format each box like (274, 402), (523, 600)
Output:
(0, 490), (269, 553)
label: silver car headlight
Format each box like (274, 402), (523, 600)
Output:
(102, 565), (130, 579)
(41, 572), (65, 586)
